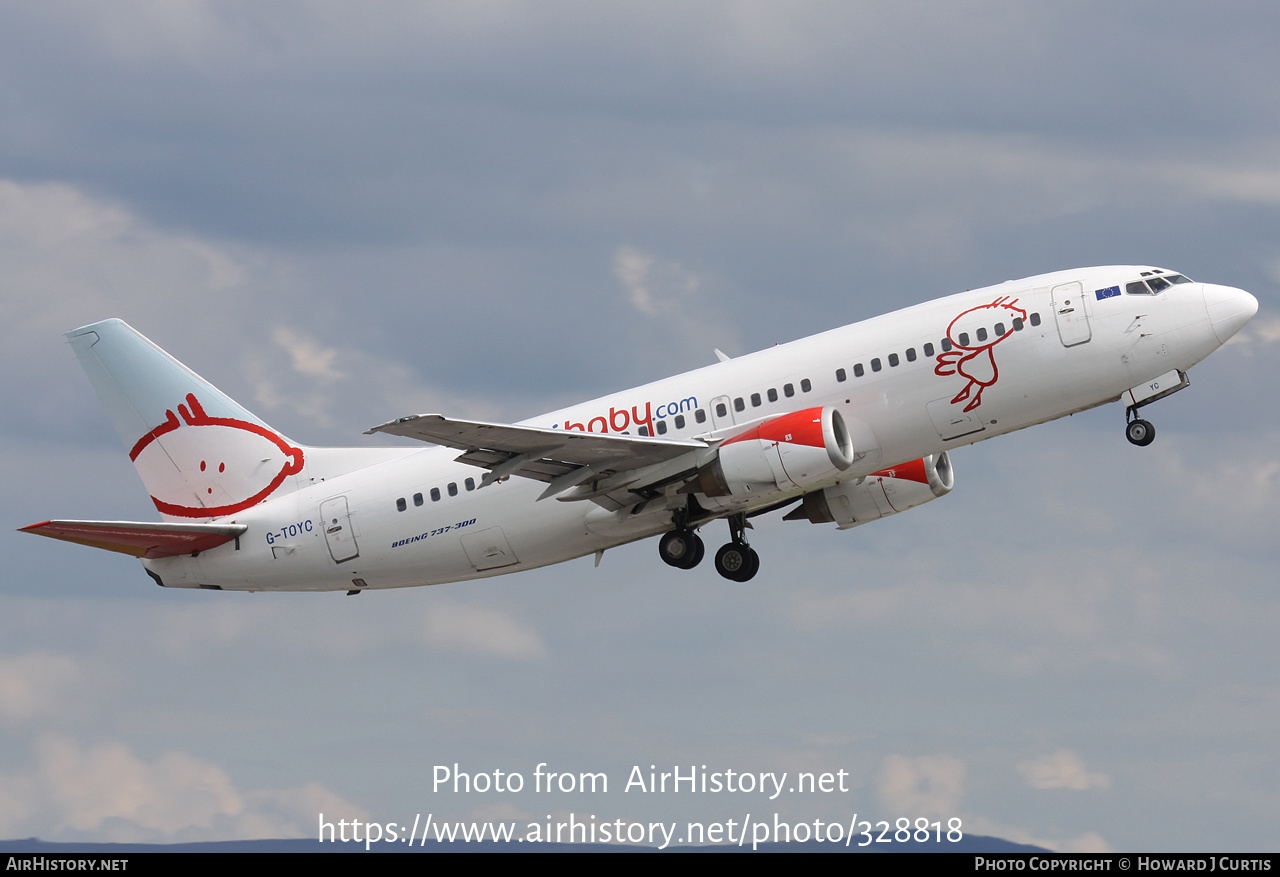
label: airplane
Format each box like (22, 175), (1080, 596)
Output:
(20, 266), (1258, 592)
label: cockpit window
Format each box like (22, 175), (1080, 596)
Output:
(1126, 271), (1192, 295)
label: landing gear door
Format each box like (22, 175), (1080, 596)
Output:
(1052, 281), (1092, 347)
(461, 527), (519, 571)
(927, 398), (985, 440)
(320, 496), (359, 563)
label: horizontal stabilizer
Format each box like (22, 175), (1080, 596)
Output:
(19, 520), (247, 559)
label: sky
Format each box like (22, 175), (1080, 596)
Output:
(3, 1), (1279, 852)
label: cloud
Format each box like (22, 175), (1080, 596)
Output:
(1018, 750), (1111, 791)
(784, 549), (1180, 677)
(423, 603), (547, 660)
(1160, 160), (1280, 207)
(150, 600), (546, 661)
(0, 177), (262, 441)
(273, 327), (344, 382)
(0, 734), (366, 843)
(1225, 313), (1280, 354)
(961, 813), (1114, 854)
(790, 565), (1195, 676)
(0, 180), (250, 342)
(613, 245), (700, 318)
(0, 653), (101, 727)
(877, 754), (965, 819)
(1145, 438), (1280, 547)
(610, 244), (743, 367)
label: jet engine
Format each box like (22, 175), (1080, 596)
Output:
(784, 451), (955, 529)
(693, 406), (855, 497)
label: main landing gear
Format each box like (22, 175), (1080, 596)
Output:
(658, 528), (704, 570)
(658, 512), (760, 582)
(1124, 408), (1156, 447)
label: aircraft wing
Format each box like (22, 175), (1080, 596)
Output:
(20, 520), (248, 558)
(365, 414), (710, 500)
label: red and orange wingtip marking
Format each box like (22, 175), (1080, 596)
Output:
(19, 520), (246, 559)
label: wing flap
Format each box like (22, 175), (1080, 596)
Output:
(20, 520), (247, 559)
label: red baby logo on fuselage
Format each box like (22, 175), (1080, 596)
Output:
(934, 296), (1027, 412)
(129, 393), (304, 519)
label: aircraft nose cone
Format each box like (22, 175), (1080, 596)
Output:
(1203, 283), (1259, 344)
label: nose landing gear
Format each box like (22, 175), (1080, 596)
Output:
(1122, 369), (1191, 447)
(1125, 415), (1156, 447)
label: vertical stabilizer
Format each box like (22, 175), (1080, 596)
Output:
(68, 319), (305, 522)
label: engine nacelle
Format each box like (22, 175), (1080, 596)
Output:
(695, 406), (855, 498)
(785, 451), (955, 529)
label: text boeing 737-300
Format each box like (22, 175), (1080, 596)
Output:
(21, 266), (1257, 592)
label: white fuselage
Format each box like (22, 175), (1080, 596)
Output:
(147, 266), (1255, 591)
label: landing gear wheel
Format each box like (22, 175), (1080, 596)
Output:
(687, 533), (706, 569)
(715, 543), (760, 582)
(659, 529), (704, 569)
(1126, 418), (1155, 447)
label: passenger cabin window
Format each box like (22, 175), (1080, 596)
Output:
(656, 420), (667, 435)
(871, 358), (882, 372)
(674, 414), (685, 429)
(924, 343), (934, 356)
(888, 353), (899, 367)
(800, 378), (812, 392)
(1011, 318), (1023, 331)
(854, 363), (865, 377)
(1030, 313), (1041, 327)
(941, 338), (953, 351)
(430, 488), (441, 502)
(413, 493), (423, 507)
(396, 497), (406, 512)
(715, 402), (727, 417)
(906, 348), (917, 362)
(465, 477), (475, 491)
(976, 327), (987, 342)
(696, 409), (707, 423)
(835, 368), (846, 382)
(639, 425), (650, 436)
(995, 323), (1005, 337)
(448, 482), (458, 497)
(959, 332), (970, 346)
(768, 388), (778, 402)
(784, 383), (795, 397)
(733, 397), (745, 412)
(750, 393), (761, 407)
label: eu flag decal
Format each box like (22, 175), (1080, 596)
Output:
(1095, 285), (1120, 301)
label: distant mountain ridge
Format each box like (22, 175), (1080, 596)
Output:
(2, 835), (1049, 853)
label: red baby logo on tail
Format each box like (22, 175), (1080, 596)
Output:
(130, 393), (304, 518)
(934, 296), (1027, 412)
